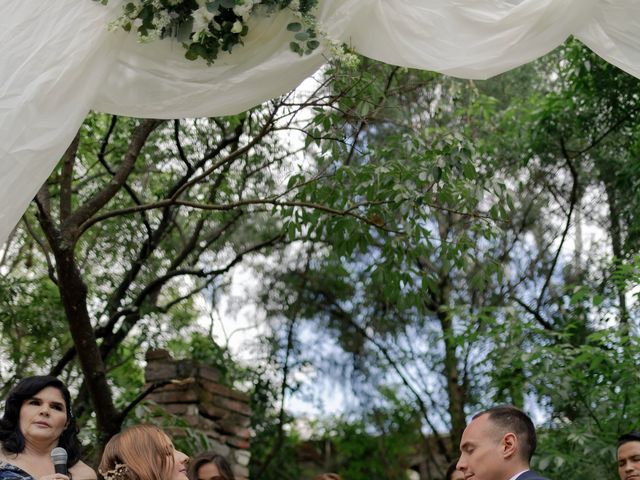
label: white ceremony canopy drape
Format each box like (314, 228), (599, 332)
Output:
(2, 0), (640, 245)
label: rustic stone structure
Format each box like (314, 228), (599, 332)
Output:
(144, 349), (251, 480)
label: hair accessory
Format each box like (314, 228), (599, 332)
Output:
(99, 463), (129, 480)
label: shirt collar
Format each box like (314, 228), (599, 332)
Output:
(508, 470), (530, 480)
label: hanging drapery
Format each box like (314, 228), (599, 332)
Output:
(2, 0), (640, 244)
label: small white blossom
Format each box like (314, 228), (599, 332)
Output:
(233, 1), (254, 20)
(231, 20), (244, 33)
(155, 10), (172, 30)
(327, 39), (360, 68)
(192, 6), (213, 34)
(106, 16), (130, 32)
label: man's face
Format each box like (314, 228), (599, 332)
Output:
(457, 414), (506, 480)
(618, 441), (640, 480)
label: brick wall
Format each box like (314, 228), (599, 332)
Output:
(144, 349), (251, 480)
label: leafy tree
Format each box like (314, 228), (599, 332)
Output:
(1, 38), (640, 480)
(247, 43), (640, 479)
(0, 72), (405, 454)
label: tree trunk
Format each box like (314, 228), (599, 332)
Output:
(52, 244), (122, 448)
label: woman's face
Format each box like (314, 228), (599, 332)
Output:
(169, 443), (189, 480)
(197, 462), (223, 480)
(19, 386), (68, 445)
(449, 470), (465, 480)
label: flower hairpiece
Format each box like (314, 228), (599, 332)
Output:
(99, 463), (129, 480)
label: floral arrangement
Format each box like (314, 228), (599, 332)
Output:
(96, 0), (320, 64)
(99, 463), (130, 480)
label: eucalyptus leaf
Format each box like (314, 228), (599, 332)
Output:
(176, 18), (194, 42)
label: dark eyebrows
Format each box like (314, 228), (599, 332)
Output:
(28, 395), (66, 409)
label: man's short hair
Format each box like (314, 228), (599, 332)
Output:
(618, 432), (640, 448)
(473, 405), (537, 462)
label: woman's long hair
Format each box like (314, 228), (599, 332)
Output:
(188, 452), (235, 480)
(100, 425), (175, 480)
(0, 375), (82, 466)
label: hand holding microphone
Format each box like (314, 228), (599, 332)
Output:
(47, 447), (69, 480)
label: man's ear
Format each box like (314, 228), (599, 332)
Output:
(502, 432), (518, 459)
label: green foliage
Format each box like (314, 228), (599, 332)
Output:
(166, 331), (247, 387)
(249, 368), (305, 480)
(252, 41), (640, 475)
(0, 276), (70, 391)
(328, 394), (422, 480)
(250, 387), (421, 480)
(529, 329), (640, 480)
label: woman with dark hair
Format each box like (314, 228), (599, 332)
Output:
(188, 452), (235, 480)
(0, 375), (96, 480)
(99, 424), (189, 480)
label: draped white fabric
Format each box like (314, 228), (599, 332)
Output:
(2, 0), (640, 244)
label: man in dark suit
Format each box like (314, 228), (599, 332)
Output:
(617, 431), (640, 480)
(457, 405), (550, 480)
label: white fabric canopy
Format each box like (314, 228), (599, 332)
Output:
(2, 0), (640, 245)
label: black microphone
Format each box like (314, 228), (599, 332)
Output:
(51, 447), (68, 476)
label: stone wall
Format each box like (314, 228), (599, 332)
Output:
(144, 349), (251, 480)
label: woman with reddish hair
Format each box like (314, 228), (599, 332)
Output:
(99, 425), (189, 480)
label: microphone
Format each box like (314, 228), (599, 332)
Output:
(51, 447), (68, 476)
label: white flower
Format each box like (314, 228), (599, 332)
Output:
(192, 6), (213, 34)
(231, 20), (244, 33)
(288, 0), (300, 12)
(233, 2), (254, 20)
(138, 28), (160, 43)
(155, 10), (172, 30)
(327, 39), (360, 68)
(106, 16), (129, 32)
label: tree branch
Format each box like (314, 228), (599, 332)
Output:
(64, 119), (163, 238)
(117, 379), (194, 424)
(60, 132), (80, 221)
(535, 138), (579, 312)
